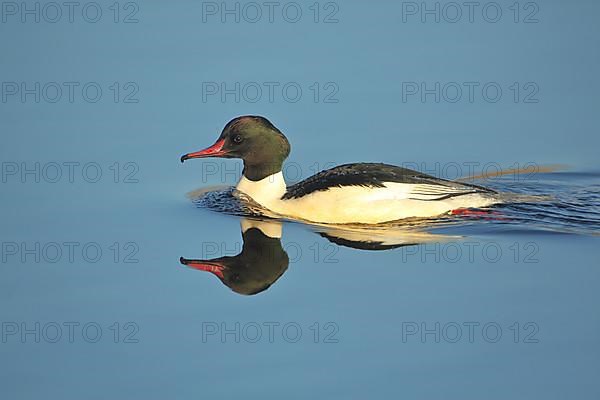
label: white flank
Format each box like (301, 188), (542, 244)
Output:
(236, 173), (500, 224)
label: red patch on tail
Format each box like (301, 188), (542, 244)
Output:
(451, 208), (492, 216)
(450, 208), (504, 220)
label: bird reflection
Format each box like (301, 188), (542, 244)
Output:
(180, 217), (458, 296)
(180, 219), (288, 295)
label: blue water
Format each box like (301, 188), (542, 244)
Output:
(2, 0), (600, 399)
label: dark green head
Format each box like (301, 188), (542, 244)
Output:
(181, 116), (291, 181)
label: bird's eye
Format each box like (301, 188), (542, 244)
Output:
(232, 135), (243, 144)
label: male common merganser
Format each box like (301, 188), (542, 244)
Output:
(181, 116), (501, 224)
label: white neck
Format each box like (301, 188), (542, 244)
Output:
(240, 218), (282, 238)
(235, 172), (287, 211)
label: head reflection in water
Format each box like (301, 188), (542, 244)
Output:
(180, 219), (288, 296)
(180, 216), (460, 296)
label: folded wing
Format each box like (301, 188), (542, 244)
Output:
(282, 163), (495, 200)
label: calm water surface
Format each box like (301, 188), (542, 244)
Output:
(1, 169), (599, 399)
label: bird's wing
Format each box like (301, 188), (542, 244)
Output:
(282, 163), (494, 200)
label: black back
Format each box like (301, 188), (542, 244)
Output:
(282, 163), (495, 200)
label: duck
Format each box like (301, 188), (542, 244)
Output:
(181, 116), (501, 224)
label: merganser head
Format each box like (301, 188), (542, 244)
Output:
(181, 115), (291, 181)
